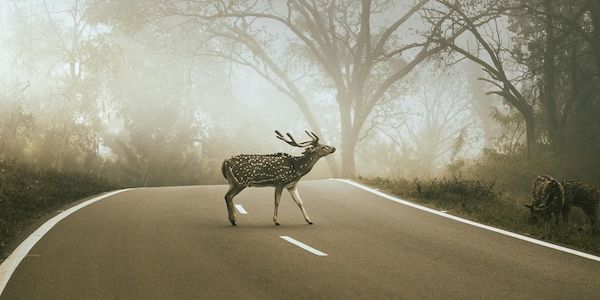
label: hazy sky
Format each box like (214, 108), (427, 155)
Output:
(0, 0), (499, 179)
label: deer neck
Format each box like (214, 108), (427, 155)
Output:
(294, 153), (321, 176)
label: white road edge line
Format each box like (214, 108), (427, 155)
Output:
(234, 204), (248, 214)
(0, 189), (131, 296)
(280, 236), (327, 257)
(335, 178), (600, 263)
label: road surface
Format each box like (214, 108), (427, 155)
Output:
(2, 180), (600, 299)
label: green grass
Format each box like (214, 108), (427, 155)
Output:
(0, 160), (118, 256)
(359, 176), (600, 255)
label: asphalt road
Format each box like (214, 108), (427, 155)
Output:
(2, 180), (600, 299)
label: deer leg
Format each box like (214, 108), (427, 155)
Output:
(288, 186), (313, 224)
(562, 205), (571, 226)
(225, 185), (244, 226)
(583, 206), (598, 227)
(591, 213), (599, 234)
(273, 186), (283, 226)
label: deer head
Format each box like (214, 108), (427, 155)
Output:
(275, 130), (336, 157)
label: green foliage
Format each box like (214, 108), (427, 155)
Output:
(507, 0), (600, 152)
(0, 160), (117, 254)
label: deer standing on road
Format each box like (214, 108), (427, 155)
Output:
(221, 130), (336, 226)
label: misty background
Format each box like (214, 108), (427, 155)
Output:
(0, 0), (599, 191)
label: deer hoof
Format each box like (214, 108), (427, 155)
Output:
(230, 220), (236, 226)
(275, 222), (280, 226)
(308, 221), (313, 225)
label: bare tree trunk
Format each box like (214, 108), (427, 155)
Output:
(340, 137), (357, 178)
(338, 98), (357, 178)
(562, 44), (578, 130)
(340, 125), (359, 179)
(468, 63), (496, 148)
(524, 113), (536, 158)
(589, 0), (600, 75)
(542, 0), (559, 146)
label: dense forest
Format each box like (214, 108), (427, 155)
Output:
(0, 0), (598, 190)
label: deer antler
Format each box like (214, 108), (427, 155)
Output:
(275, 130), (319, 147)
(305, 130), (319, 144)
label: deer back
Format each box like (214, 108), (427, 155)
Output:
(223, 153), (301, 187)
(562, 180), (600, 210)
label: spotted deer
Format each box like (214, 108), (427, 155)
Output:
(525, 175), (599, 228)
(221, 130), (336, 226)
(525, 174), (565, 226)
(560, 180), (599, 226)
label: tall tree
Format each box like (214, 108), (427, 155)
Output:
(373, 65), (482, 177)
(509, 0), (600, 153)
(3, 0), (113, 171)
(130, 0), (465, 177)
(588, 0), (600, 74)
(99, 25), (211, 186)
(541, 0), (559, 144)
(427, 0), (536, 156)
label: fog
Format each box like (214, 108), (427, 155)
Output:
(1, 0), (599, 187)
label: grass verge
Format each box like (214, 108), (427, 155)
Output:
(359, 176), (600, 255)
(0, 160), (118, 257)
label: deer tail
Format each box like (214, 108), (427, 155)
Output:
(221, 160), (228, 180)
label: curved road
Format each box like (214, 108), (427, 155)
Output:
(2, 180), (600, 299)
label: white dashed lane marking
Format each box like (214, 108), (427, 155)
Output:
(280, 236), (327, 256)
(234, 204), (248, 214)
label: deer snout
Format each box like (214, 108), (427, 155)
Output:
(330, 147), (336, 153)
